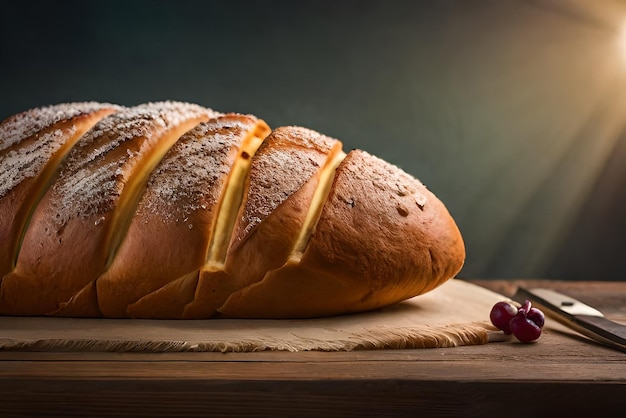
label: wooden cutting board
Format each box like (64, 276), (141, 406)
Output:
(0, 279), (507, 352)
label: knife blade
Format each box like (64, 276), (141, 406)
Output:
(513, 287), (626, 352)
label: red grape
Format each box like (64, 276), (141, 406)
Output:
(490, 299), (545, 343)
(509, 300), (544, 343)
(510, 314), (542, 342)
(489, 301), (518, 334)
(527, 307), (545, 329)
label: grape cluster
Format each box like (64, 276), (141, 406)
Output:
(490, 299), (545, 343)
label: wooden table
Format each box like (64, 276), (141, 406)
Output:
(1, 279), (625, 417)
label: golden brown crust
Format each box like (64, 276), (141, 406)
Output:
(181, 127), (342, 318)
(0, 102), (465, 319)
(218, 150), (465, 318)
(98, 114), (269, 318)
(0, 104), (120, 278)
(229, 126), (341, 249)
(0, 102), (214, 316)
(126, 271), (200, 319)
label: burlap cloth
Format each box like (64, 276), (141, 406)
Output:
(0, 279), (505, 352)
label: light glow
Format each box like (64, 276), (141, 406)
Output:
(620, 21), (626, 65)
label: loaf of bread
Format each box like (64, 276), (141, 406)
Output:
(0, 101), (465, 319)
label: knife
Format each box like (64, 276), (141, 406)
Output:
(513, 287), (626, 352)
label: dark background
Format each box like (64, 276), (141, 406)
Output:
(2, 0), (626, 281)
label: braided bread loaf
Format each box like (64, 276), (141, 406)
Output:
(0, 102), (465, 318)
